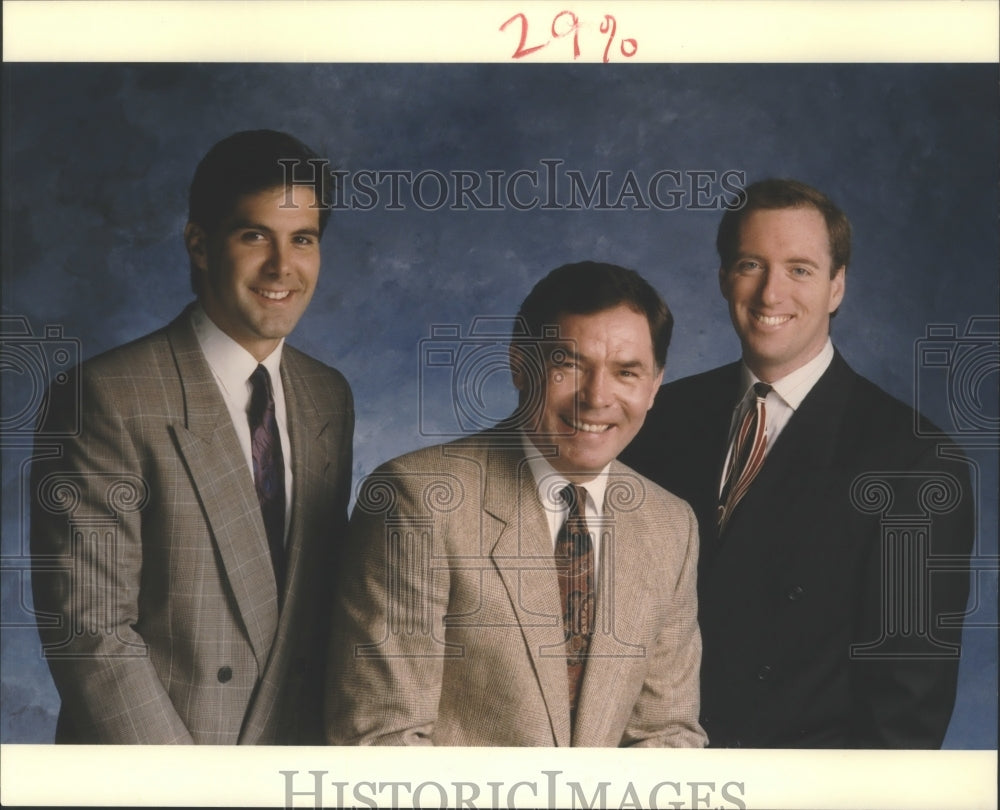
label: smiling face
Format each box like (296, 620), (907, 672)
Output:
(185, 184), (321, 361)
(513, 304), (663, 483)
(720, 206), (845, 382)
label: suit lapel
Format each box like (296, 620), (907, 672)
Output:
(278, 352), (330, 606)
(684, 364), (744, 556)
(482, 440), (573, 746)
(697, 365), (744, 493)
(164, 313), (278, 671)
(573, 463), (654, 745)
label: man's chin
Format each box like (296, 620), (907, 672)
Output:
(552, 444), (617, 479)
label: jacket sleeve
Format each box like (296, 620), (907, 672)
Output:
(30, 365), (194, 743)
(623, 499), (708, 748)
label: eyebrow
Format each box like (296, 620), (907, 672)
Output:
(784, 256), (821, 267)
(550, 347), (651, 371)
(228, 219), (321, 238)
(737, 252), (822, 268)
(550, 344), (579, 361)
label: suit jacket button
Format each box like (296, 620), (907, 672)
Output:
(787, 585), (805, 601)
(757, 665), (772, 680)
(217, 666), (233, 683)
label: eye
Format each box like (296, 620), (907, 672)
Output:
(549, 348), (576, 369)
(240, 230), (266, 243)
(736, 259), (761, 273)
(790, 266), (812, 277)
(293, 234), (317, 246)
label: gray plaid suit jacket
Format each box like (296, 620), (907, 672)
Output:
(30, 307), (353, 743)
(325, 432), (707, 746)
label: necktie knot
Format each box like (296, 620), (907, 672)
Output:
(753, 381), (772, 402)
(559, 484), (590, 555)
(248, 365), (274, 422)
(560, 483), (586, 515)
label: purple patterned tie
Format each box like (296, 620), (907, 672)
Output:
(248, 365), (286, 599)
(718, 382), (772, 534)
(555, 483), (595, 723)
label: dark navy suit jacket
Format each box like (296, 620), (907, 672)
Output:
(622, 350), (973, 748)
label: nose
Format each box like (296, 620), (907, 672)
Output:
(579, 367), (612, 409)
(264, 240), (290, 276)
(757, 267), (785, 306)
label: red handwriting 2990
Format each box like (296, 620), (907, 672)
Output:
(500, 11), (638, 63)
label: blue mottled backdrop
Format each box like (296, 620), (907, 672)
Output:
(2, 63), (997, 746)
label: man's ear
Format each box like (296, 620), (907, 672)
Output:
(647, 367), (664, 410)
(829, 265), (846, 314)
(184, 222), (209, 273)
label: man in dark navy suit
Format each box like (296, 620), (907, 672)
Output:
(623, 178), (973, 748)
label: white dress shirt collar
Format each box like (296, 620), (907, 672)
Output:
(520, 433), (610, 520)
(520, 433), (609, 573)
(191, 304), (284, 395)
(738, 337), (834, 411)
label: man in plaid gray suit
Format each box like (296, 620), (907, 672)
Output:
(30, 130), (354, 743)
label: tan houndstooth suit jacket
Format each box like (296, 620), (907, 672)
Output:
(30, 306), (353, 743)
(325, 432), (706, 747)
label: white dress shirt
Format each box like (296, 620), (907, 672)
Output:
(191, 305), (292, 541)
(521, 434), (609, 576)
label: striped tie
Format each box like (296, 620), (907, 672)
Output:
(248, 364), (286, 600)
(718, 382), (772, 534)
(555, 483), (595, 723)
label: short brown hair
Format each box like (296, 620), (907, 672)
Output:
(187, 130), (330, 294)
(716, 178), (851, 276)
(516, 261), (673, 369)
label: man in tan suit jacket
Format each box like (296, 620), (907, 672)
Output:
(30, 130), (353, 743)
(327, 262), (705, 747)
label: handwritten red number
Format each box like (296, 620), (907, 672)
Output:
(500, 13), (547, 59)
(552, 11), (581, 60)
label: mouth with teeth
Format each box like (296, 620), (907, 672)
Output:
(561, 415), (613, 434)
(752, 311), (792, 327)
(252, 287), (292, 301)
